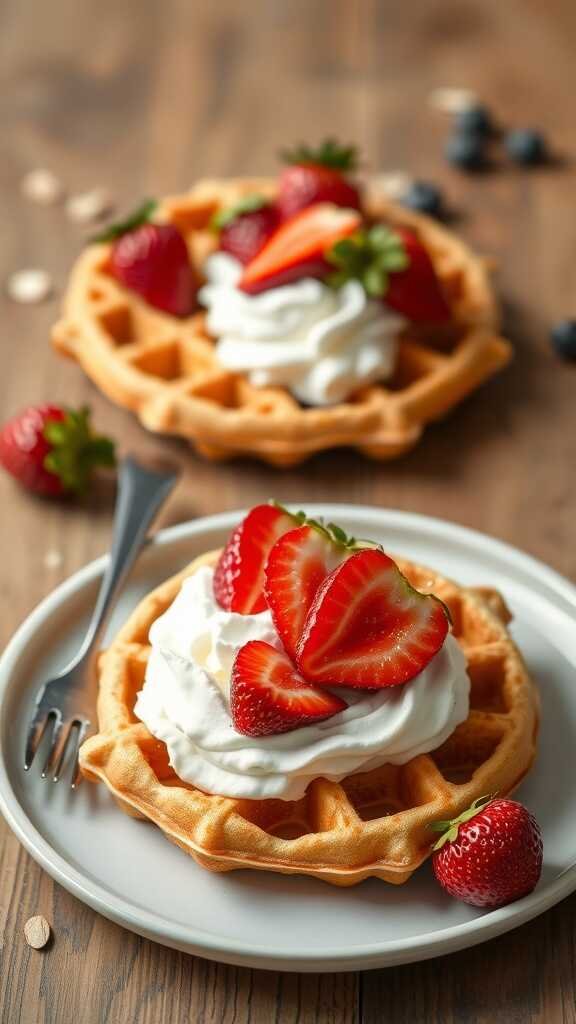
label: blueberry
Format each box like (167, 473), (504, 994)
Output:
(455, 104), (493, 137)
(505, 129), (547, 165)
(401, 181), (443, 218)
(445, 132), (486, 171)
(551, 320), (576, 361)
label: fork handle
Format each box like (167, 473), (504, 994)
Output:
(73, 455), (179, 665)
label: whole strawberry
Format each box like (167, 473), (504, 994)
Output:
(278, 139), (361, 220)
(327, 223), (451, 323)
(94, 200), (196, 318)
(0, 404), (116, 497)
(213, 195), (279, 265)
(431, 796), (543, 908)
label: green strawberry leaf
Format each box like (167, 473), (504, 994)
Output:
(43, 406), (117, 494)
(270, 501), (377, 552)
(280, 138), (358, 171)
(210, 194), (269, 232)
(90, 199), (157, 244)
(430, 795), (496, 851)
(326, 225), (410, 298)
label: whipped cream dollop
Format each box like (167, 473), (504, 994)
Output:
(198, 253), (404, 406)
(134, 565), (471, 802)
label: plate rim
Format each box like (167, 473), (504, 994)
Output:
(1, 505), (576, 972)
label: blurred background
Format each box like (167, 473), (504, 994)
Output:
(3, 0), (575, 637)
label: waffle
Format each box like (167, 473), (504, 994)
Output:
(52, 178), (512, 467)
(80, 551), (539, 887)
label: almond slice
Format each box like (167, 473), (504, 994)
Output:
(24, 915), (51, 950)
(6, 269), (54, 304)
(21, 169), (64, 206)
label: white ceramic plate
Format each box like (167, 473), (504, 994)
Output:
(1, 507), (576, 972)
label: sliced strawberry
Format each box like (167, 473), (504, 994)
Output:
(385, 227), (451, 323)
(213, 504), (294, 614)
(231, 640), (347, 737)
(297, 548), (450, 688)
(239, 203), (362, 295)
(264, 524), (347, 662)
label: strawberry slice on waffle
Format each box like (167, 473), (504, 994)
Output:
(265, 523), (349, 662)
(297, 548), (450, 688)
(213, 503), (294, 614)
(231, 640), (347, 737)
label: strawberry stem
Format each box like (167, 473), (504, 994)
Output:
(270, 501), (377, 552)
(280, 138), (358, 171)
(430, 794), (495, 850)
(43, 406), (116, 494)
(90, 199), (157, 244)
(326, 225), (409, 297)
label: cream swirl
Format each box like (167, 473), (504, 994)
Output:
(198, 253), (404, 406)
(134, 565), (470, 802)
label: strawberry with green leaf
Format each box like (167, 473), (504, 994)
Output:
(278, 138), (361, 220)
(94, 199), (197, 318)
(212, 194), (279, 265)
(0, 405), (116, 497)
(327, 224), (451, 323)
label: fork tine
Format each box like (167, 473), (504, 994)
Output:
(24, 707), (54, 771)
(69, 720), (90, 789)
(46, 717), (73, 781)
(40, 711), (63, 778)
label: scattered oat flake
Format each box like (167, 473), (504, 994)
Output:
(428, 87), (477, 113)
(43, 549), (63, 570)
(21, 169), (64, 206)
(24, 915), (51, 950)
(7, 269), (54, 304)
(371, 171), (412, 200)
(66, 188), (114, 225)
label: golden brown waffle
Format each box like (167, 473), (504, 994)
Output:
(53, 178), (511, 467)
(80, 551), (539, 887)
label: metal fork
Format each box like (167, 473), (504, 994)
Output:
(24, 455), (179, 787)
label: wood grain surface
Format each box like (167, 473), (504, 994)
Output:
(1, 0), (576, 1020)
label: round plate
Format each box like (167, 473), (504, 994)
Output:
(1, 507), (575, 972)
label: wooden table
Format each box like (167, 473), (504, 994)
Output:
(1, 0), (575, 1019)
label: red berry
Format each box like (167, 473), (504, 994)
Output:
(213, 504), (295, 614)
(297, 548), (450, 688)
(0, 405), (115, 497)
(385, 227), (451, 323)
(231, 640), (347, 737)
(432, 797), (543, 909)
(278, 164), (361, 221)
(265, 524), (347, 663)
(219, 204), (279, 265)
(109, 223), (196, 317)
